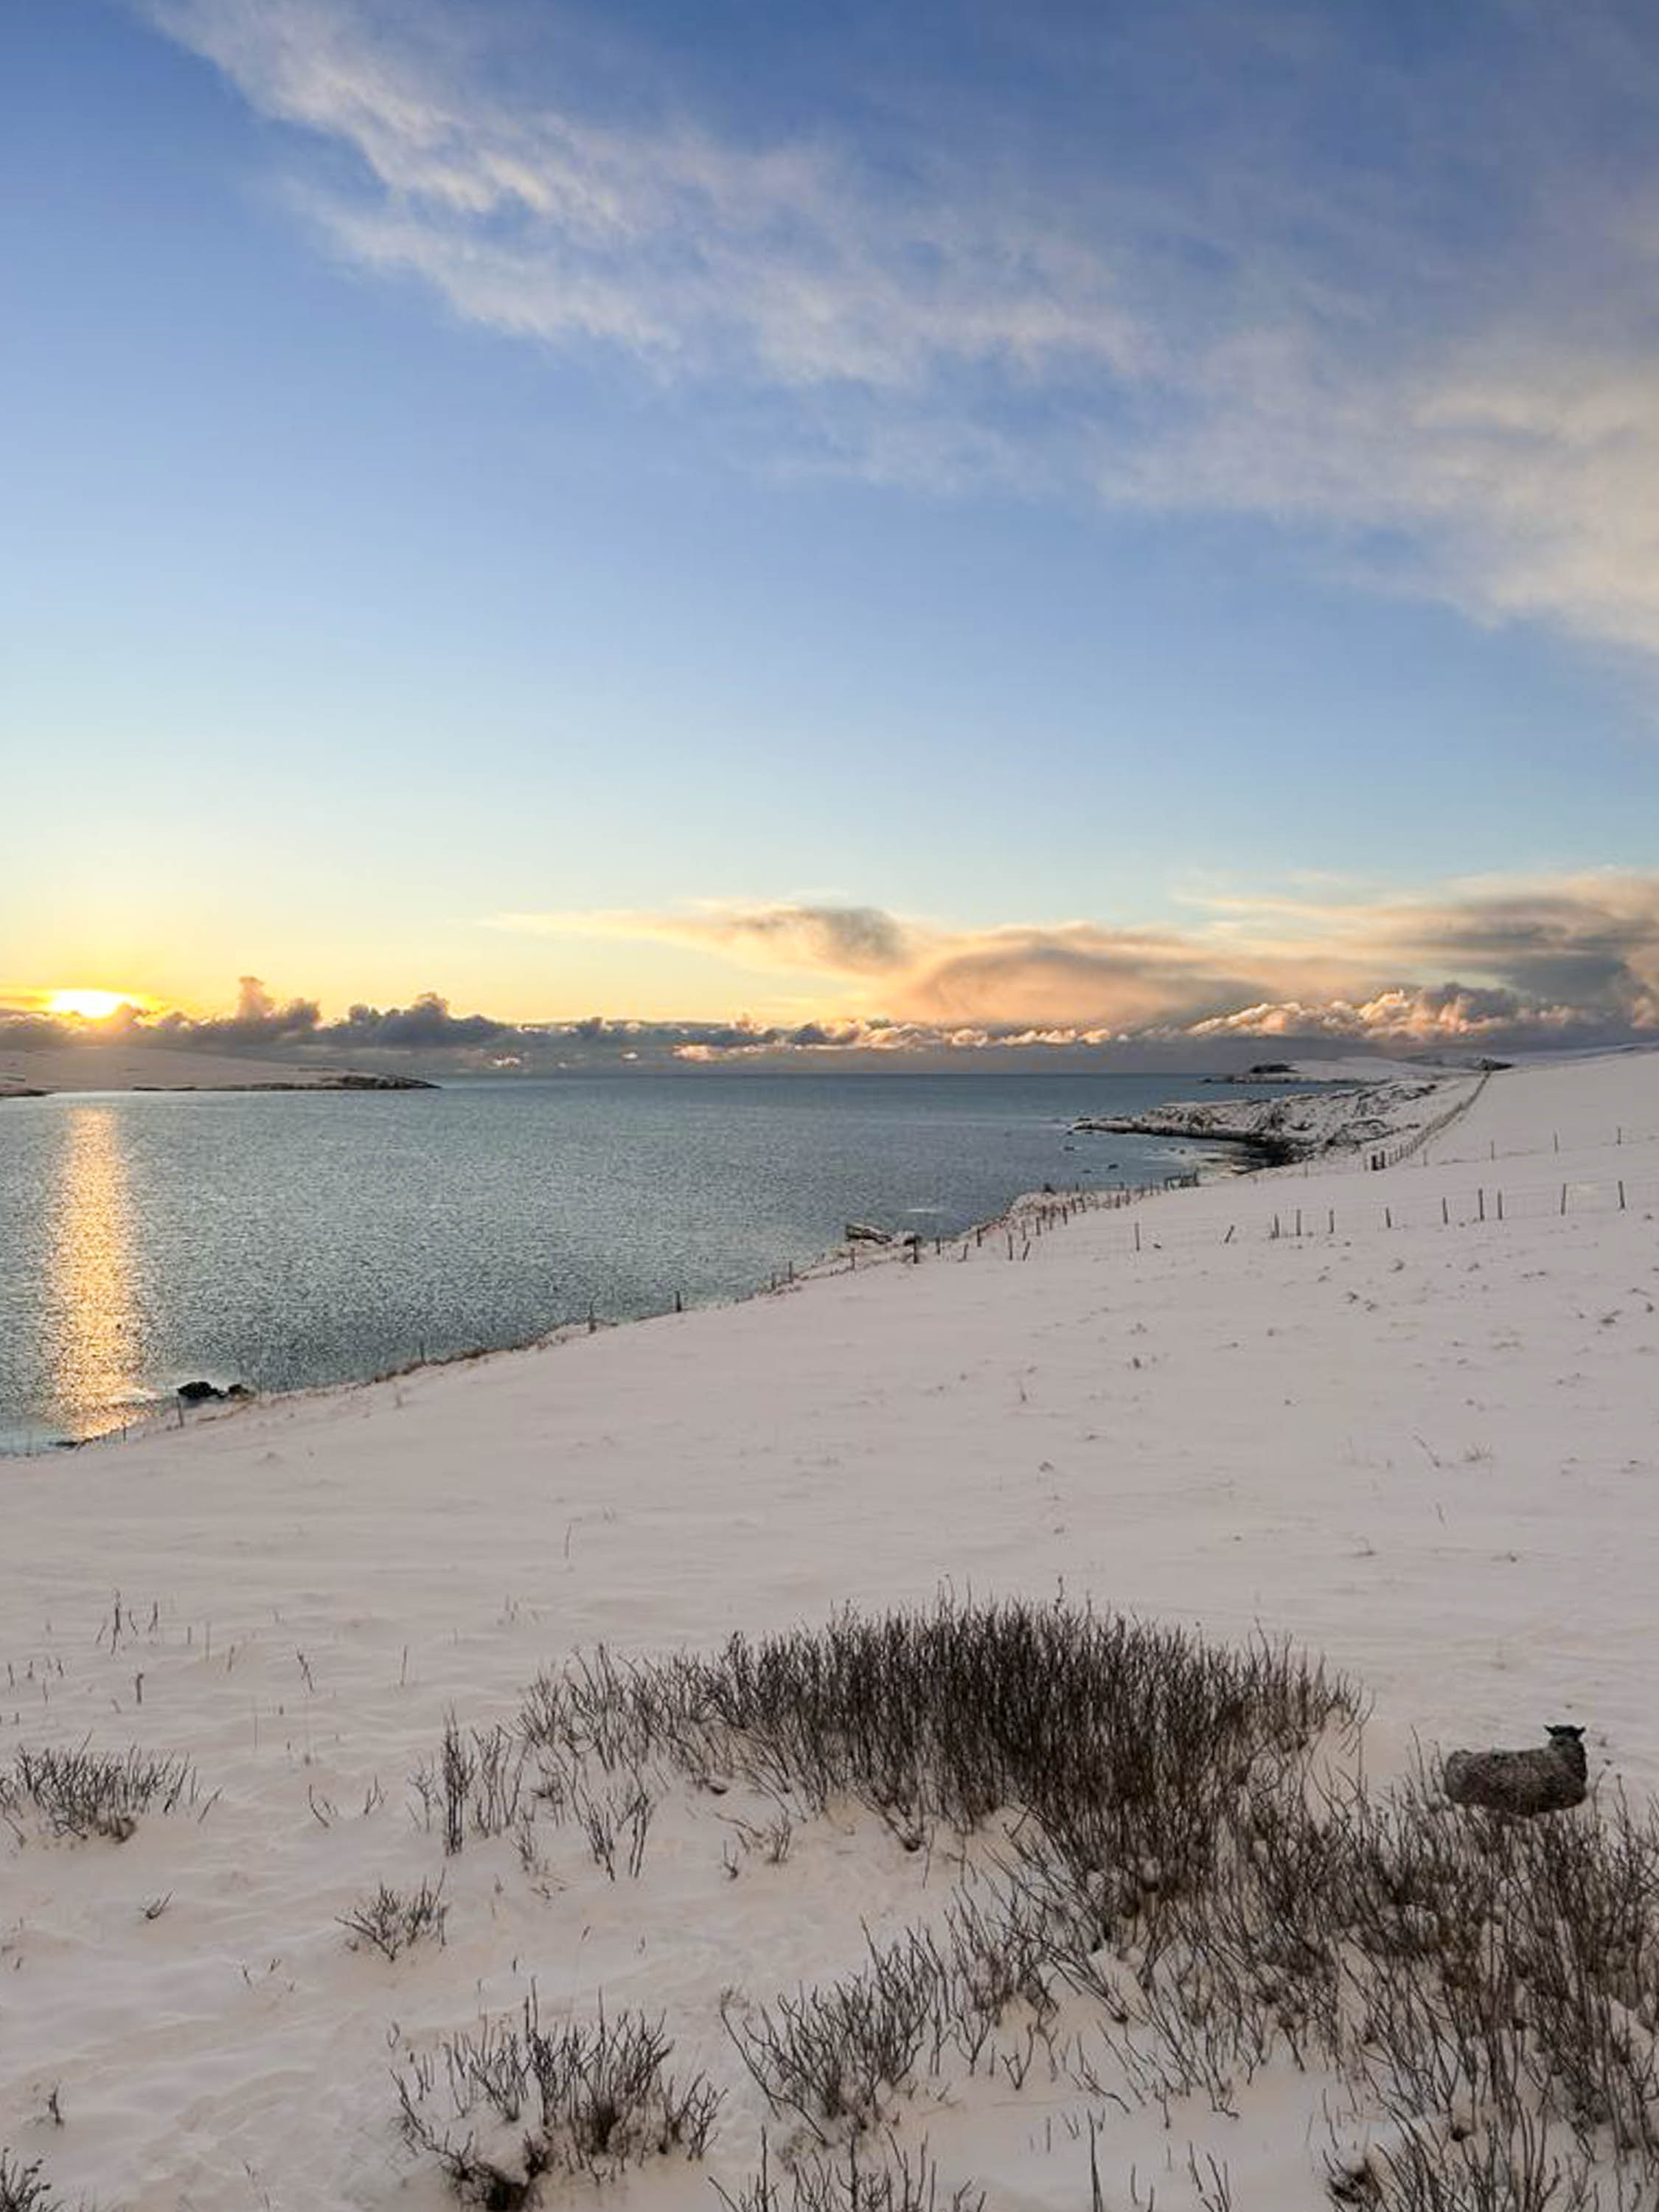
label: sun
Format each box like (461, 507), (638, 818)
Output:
(48, 988), (134, 1022)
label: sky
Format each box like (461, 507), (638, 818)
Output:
(6, 0), (1659, 1065)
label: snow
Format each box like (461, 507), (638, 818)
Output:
(1279, 1054), (1500, 1084)
(1075, 1068), (1480, 1158)
(5, 1048), (1659, 2208)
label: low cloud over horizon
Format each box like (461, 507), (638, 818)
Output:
(11, 871), (1659, 1071)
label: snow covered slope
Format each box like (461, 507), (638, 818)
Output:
(4, 1048), (1659, 2208)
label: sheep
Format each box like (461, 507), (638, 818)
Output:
(1442, 1724), (1587, 1815)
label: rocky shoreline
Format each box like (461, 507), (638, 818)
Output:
(1072, 1075), (1459, 1167)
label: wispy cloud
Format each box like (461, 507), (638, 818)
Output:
(489, 900), (920, 975)
(1104, 341), (1659, 654)
(142, 0), (1141, 390)
(142, 0), (1659, 655)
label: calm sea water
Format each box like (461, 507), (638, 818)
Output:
(0, 1072), (1280, 1450)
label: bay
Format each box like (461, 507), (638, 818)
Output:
(0, 1071), (1283, 1449)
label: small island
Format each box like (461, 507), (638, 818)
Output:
(129, 1073), (436, 1093)
(0, 1044), (438, 1099)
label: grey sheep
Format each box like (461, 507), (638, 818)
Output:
(1442, 1724), (1587, 1815)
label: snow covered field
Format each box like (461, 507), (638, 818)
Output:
(5, 1048), (1659, 2210)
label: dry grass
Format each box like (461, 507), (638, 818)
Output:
(1, 1744), (201, 1843)
(395, 1597), (1659, 2210)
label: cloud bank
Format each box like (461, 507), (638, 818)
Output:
(142, 0), (1659, 653)
(13, 872), (1659, 1071)
(486, 874), (1659, 1052)
(0, 976), (513, 1059)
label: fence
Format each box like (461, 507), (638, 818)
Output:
(1405, 1122), (1658, 1171)
(1257, 1169), (1652, 1239)
(926, 1165), (1659, 1263)
(796, 1162), (1657, 1281)
(706, 1086), (1657, 1301)
(1365, 1073), (1488, 1171)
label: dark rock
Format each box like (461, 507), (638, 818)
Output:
(322, 1071), (437, 1091)
(177, 1380), (226, 1403)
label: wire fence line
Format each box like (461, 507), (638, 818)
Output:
(1363, 1073), (1489, 1171)
(1169, 1075), (1489, 1187)
(911, 1165), (1659, 1266)
(1412, 1122), (1659, 1170)
(805, 1175), (1200, 1284)
(772, 1087), (1656, 1291)
(1169, 1096), (1658, 1190)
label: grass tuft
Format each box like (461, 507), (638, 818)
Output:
(0, 2152), (69, 2212)
(715, 2133), (984, 2212)
(338, 1876), (448, 1960)
(396, 1993), (721, 2202)
(2, 1744), (199, 1842)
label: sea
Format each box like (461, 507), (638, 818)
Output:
(0, 1071), (1290, 1450)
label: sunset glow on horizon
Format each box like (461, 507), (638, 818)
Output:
(2, 2), (1658, 1060)
(46, 990), (144, 1023)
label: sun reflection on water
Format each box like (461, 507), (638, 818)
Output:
(49, 1106), (142, 1436)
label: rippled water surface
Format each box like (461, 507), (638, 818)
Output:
(0, 1072), (1281, 1447)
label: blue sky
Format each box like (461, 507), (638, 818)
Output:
(6, 0), (1659, 1057)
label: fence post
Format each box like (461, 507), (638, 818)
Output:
(1496, 1190), (1503, 1221)
(1477, 1189), (1484, 1222)
(1441, 1196), (1449, 1225)
(1560, 1183), (1568, 1216)
(1619, 1180), (1627, 1210)
(1134, 1222), (1141, 1254)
